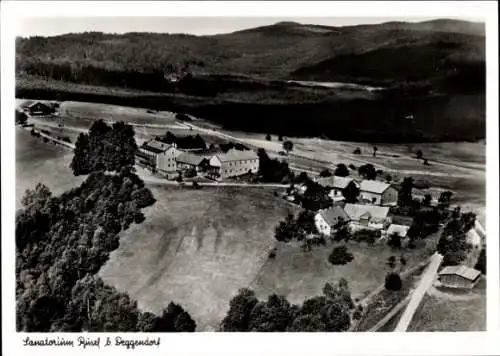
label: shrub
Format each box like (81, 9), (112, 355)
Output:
(387, 233), (402, 249)
(334, 164), (349, 177)
(385, 273), (403, 291)
(328, 246), (354, 265)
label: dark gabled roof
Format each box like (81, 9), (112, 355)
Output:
(318, 205), (350, 226)
(141, 140), (173, 154)
(176, 152), (206, 166)
(439, 265), (481, 281)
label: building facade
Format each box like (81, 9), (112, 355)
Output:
(27, 102), (56, 116)
(314, 205), (350, 236)
(157, 145), (182, 178)
(438, 265), (481, 289)
(206, 149), (259, 180)
(136, 139), (178, 173)
(344, 203), (391, 232)
(359, 180), (398, 206)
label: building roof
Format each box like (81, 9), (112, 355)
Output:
(386, 224), (410, 237)
(344, 204), (390, 222)
(439, 265), (481, 281)
(28, 101), (52, 109)
(316, 176), (354, 190)
(216, 149), (259, 162)
(359, 180), (391, 194)
(317, 205), (350, 226)
(141, 140), (173, 154)
(176, 152), (206, 166)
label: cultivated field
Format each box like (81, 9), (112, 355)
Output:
(99, 185), (300, 331)
(15, 127), (84, 209)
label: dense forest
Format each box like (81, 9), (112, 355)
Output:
(16, 120), (197, 332)
(16, 172), (194, 332)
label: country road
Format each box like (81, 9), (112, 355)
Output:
(394, 252), (443, 332)
(135, 167), (289, 188)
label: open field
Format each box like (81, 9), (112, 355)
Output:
(408, 278), (486, 331)
(15, 127), (84, 209)
(251, 239), (435, 306)
(99, 185), (300, 331)
(207, 126), (485, 223)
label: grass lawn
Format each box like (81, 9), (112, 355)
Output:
(99, 185), (300, 331)
(408, 278), (486, 331)
(15, 127), (84, 209)
(251, 234), (438, 307)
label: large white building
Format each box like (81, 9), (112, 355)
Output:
(136, 139), (180, 177)
(206, 149), (259, 180)
(359, 180), (398, 206)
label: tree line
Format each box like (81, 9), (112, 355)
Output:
(71, 120), (137, 175)
(156, 131), (207, 150)
(220, 279), (354, 332)
(17, 119), (197, 332)
(16, 171), (198, 332)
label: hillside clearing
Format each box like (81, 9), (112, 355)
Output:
(99, 185), (299, 331)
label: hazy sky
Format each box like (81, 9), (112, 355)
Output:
(16, 16), (479, 37)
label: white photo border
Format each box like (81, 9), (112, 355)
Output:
(2, 1), (498, 356)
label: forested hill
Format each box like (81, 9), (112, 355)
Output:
(16, 19), (484, 88)
(15, 19), (486, 143)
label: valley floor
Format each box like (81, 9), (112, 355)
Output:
(14, 99), (487, 332)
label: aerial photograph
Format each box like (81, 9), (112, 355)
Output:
(14, 16), (486, 333)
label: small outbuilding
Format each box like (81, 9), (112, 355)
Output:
(26, 101), (57, 116)
(438, 265), (481, 289)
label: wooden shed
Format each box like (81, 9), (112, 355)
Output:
(438, 265), (481, 289)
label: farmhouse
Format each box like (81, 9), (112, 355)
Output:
(359, 180), (398, 206)
(314, 205), (350, 236)
(315, 176), (357, 201)
(438, 265), (481, 289)
(136, 139), (179, 173)
(206, 149), (259, 180)
(344, 203), (390, 231)
(26, 102), (57, 116)
(176, 152), (208, 176)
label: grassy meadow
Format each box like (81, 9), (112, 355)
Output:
(15, 127), (84, 209)
(408, 278), (486, 331)
(99, 185), (300, 331)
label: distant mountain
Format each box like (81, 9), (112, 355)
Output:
(15, 19), (486, 143)
(16, 19), (485, 88)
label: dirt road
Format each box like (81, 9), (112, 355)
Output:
(394, 252), (443, 332)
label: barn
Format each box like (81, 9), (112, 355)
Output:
(438, 265), (481, 289)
